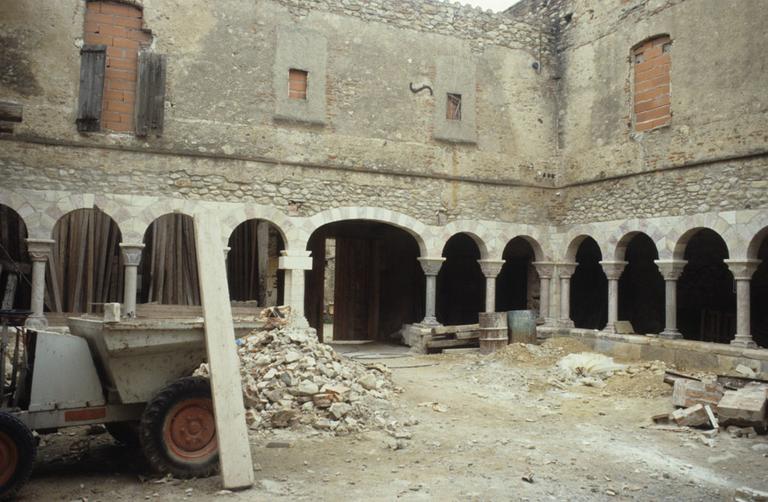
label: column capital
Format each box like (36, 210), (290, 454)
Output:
(119, 242), (145, 266)
(557, 262), (578, 278)
(654, 260), (687, 280)
(532, 261), (555, 279)
(25, 238), (55, 262)
(724, 259), (761, 280)
(417, 257), (446, 276)
(279, 249), (313, 271)
(599, 260), (628, 280)
(477, 259), (505, 279)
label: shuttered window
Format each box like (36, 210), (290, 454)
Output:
(134, 52), (167, 137)
(76, 45), (107, 132)
(446, 93), (462, 121)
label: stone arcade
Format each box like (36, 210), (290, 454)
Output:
(1, 0), (767, 369)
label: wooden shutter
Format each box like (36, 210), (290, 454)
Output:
(135, 52), (167, 137)
(76, 44), (106, 132)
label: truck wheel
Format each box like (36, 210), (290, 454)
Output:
(139, 376), (219, 478)
(106, 421), (140, 447)
(0, 412), (35, 500)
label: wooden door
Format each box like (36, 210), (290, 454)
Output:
(333, 237), (379, 340)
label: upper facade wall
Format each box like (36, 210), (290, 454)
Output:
(554, 0), (768, 183)
(0, 0), (558, 185)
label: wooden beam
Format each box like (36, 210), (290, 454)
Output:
(193, 213), (254, 490)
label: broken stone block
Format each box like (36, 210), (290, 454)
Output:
(672, 379), (724, 411)
(735, 486), (768, 502)
(718, 384), (768, 431)
(329, 402), (351, 419)
(670, 404), (709, 427)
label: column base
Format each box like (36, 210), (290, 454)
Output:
(659, 329), (683, 339)
(25, 314), (48, 330)
(603, 323), (616, 334)
(559, 319), (575, 328)
(415, 317), (441, 328)
(730, 335), (758, 349)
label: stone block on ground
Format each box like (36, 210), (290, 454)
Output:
(670, 404), (709, 427)
(672, 379), (724, 411)
(717, 384), (768, 430)
(734, 486), (768, 502)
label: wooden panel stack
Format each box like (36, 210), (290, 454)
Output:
(48, 208), (123, 313)
(139, 214), (200, 305)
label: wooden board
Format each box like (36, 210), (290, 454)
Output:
(193, 214), (254, 489)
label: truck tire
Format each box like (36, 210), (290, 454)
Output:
(0, 412), (35, 500)
(139, 376), (219, 478)
(106, 421), (141, 447)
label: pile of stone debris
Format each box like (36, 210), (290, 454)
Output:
(653, 368), (768, 439)
(230, 325), (399, 436)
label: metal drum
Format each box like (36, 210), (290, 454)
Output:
(508, 310), (537, 344)
(478, 312), (508, 355)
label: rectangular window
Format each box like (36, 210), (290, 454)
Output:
(633, 35), (672, 132)
(446, 93), (462, 121)
(288, 69), (308, 100)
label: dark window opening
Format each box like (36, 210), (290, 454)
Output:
(446, 93), (462, 121)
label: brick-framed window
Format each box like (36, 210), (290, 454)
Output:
(288, 69), (308, 100)
(83, 1), (151, 132)
(632, 35), (672, 132)
(446, 93), (462, 121)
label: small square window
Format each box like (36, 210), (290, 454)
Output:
(634, 53), (645, 64)
(446, 93), (462, 121)
(288, 69), (308, 100)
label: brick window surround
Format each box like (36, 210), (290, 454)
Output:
(84, 1), (151, 132)
(633, 35), (672, 132)
(288, 69), (308, 100)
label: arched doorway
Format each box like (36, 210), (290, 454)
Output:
(749, 230), (768, 348)
(226, 219), (285, 307)
(437, 233), (484, 325)
(305, 220), (424, 342)
(50, 208), (123, 313)
(617, 233), (664, 334)
(0, 205), (30, 310)
(677, 229), (734, 343)
(138, 213), (200, 305)
(570, 237), (607, 329)
(496, 237), (539, 313)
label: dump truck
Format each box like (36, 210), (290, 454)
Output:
(0, 308), (261, 499)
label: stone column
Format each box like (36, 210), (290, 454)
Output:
(654, 260), (687, 339)
(278, 250), (313, 327)
(532, 261), (555, 325)
(25, 239), (55, 330)
(724, 259), (761, 348)
(599, 261), (627, 333)
(417, 257), (446, 326)
(478, 260), (505, 313)
(119, 243), (145, 318)
(557, 263), (577, 328)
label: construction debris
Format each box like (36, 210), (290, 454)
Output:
(718, 383), (768, 432)
(670, 404), (710, 427)
(554, 352), (626, 387)
(671, 378), (725, 411)
(206, 326), (400, 436)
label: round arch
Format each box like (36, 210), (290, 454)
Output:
(437, 232), (485, 325)
(613, 230), (660, 262)
(673, 227), (731, 261)
(747, 226), (768, 260)
(303, 207), (428, 257)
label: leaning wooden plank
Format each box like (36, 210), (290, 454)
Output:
(193, 213), (254, 489)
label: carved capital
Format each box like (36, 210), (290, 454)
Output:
(599, 260), (628, 281)
(532, 261), (555, 279)
(119, 242), (145, 267)
(557, 262), (578, 279)
(654, 260), (687, 280)
(724, 259), (761, 280)
(25, 238), (55, 262)
(417, 257), (446, 276)
(477, 259), (505, 278)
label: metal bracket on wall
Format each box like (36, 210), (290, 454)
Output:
(409, 82), (433, 96)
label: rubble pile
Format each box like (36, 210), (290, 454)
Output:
(232, 327), (399, 435)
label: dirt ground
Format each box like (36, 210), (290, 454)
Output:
(20, 339), (768, 501)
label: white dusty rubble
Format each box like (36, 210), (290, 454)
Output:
(201, 326), (401, 436)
